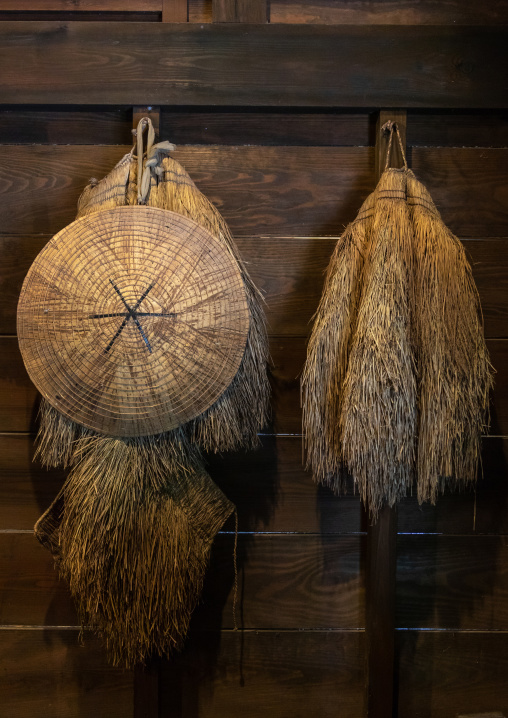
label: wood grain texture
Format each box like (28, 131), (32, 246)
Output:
(160, 110), (375, 146)
(1, 146), (506, 238)
(0, 533), (364, 628)
(0, 0), (160, 8)
(0, 629), (133, 718)
(407, 111), (508, 148)
(396, 535), (508, 630)
(2, 434), (507, 536)
(0, 145), (376, 237)
(160, 630), (365, 718)
(162, 0), (187, 21)
(1, 234), (507, 338)
(0, 108), (132, 144)
(412, 148), (508, 238)
(212, 0), (267, 22)
(1, 337), (507, 435)
(0, 433), (66, 530)
(397, 439), (508, 536)
(188, 0), (211, 22)
(0, 23), (506, 108)
(0, 11), (160, 20)
(4, 108), (505, 148)
(270, 0), (508, 25)
(0, 434), (362, 533)
(397, 631), (508, 718)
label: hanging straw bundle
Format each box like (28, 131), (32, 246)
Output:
(18, 118), (270, 667)
(302, 122), (493, 520)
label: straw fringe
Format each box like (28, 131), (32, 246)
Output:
(407, 170), (494, 503)
(301, 190), (374, 492)
(303, 160), (493, 519)
(340, 169), (417, 517)
(146, 155), (270, 450)
(35, 435), (233, 668)
(32, 123), (268, 666)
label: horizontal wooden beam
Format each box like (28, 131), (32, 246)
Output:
(0, 23), (506, 107)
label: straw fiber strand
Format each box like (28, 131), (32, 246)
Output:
(77, 151), (134, 218)
(146, 154), (270, 451)
(340, 169), (417, 517)
(407, 170), (493, 503)
(303, 130), (492, 520)
(20, 116), (269, 666)
(36, 434), (233, 667)
(301, 190), (374, 493)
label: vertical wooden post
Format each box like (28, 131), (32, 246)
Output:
(162, 0), (188, 22)
(365, 109), (407, 718)
(133, 106), (161, 138)
(134, 658), (160, 718)
(213, 0), (268, 23)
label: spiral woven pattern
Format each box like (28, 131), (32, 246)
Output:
(18, 206), (250, 437)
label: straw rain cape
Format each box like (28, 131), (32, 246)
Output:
(302, 122), (493, 520)
(17, 118), (270, 667)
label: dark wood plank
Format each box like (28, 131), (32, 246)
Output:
(0, 532), (364, 628)
(0, 23), (506, 108)
(0, 433), (66, 530)
(0, 533), (78, 626)
(2, 337), (507, 435)
(3, 433), (507, 537)
(270, 0), (508, 24)
(0, 629), (133, 718)
(1, 234), (507, 338)
(0, 0), (159, 8)
(398, 439), (508, 536)
(0, 11), (160, 20)
(0, 145), (375, 237)
(0, 108), (132, 144)
(412, 148), (508, 238)
(396, 535), (508, 630)
(212, 0), (267, 22)
(1, 145), (506, 238)
(397, 631), (508, 718)
(0, 145), (131, 236)
(160, 630), (365, 718)
(0, 434), (361, 533)
(0, 339), (39, 433)
(160, 109), (375, 146)
(407, 111), (508, 148)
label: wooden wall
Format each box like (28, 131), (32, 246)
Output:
(0, 4), (507, 718)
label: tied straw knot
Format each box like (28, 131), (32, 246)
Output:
(382, 120), (408, 172)
(134, 116), (176, 204)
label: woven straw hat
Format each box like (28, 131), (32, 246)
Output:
(18, 205), (250, 437)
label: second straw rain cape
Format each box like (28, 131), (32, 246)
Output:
(17, 118), (270, 666)
(302, 123), (493, 519)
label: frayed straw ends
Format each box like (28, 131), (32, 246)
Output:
(340, 169), (417, 517)
(146, 155), (270, 451)
(407, 171), (494, 503)
(35, 433), (233, 668)
(302, 190), (374, 493)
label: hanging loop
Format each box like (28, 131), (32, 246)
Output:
(133, 117), (176, 204)
(382, 120), (408, 172)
